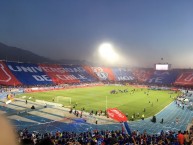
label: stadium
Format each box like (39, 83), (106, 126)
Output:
(1, 0), (193, 145)
(0, 60), (193, 144)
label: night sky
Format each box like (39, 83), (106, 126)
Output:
(0, 0), (193, 68)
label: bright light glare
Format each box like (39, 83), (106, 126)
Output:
(98, 43), (119, 62)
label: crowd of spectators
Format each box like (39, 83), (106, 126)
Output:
(17, 127), (193, 145)
(1, 112), (192, 145)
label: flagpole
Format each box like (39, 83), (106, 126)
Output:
(106, 96), (107, 110)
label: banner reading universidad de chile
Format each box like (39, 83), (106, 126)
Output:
(6, 62), (53, 85)
(62, 65), (97, 83)
(39, 64), (80, 84)
(91, 67), (115, 81)
(0, 61), (21, 86)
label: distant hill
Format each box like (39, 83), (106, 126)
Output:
(0, 42), (54, 63)
(0, 42), (90, 65)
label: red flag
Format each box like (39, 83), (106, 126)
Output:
(107, 108), (127, 122)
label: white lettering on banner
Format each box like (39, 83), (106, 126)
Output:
(41, 67), (85, 73)
(155, 71), (169, 75)
(108, 112), (114, 117)
(184, 74), (193, 82)
(96, 72), (108, 80)
(117, 76), (134, 81)
(41, 67), (65, 73)
(32, 67), (43, 72)
(56, 74), (86, 80)
(111, 109), (125, 118)
(176, 74), (184, 81)
(64, 68), (73, 72)
(41, 67), (50, 72)
(8, 65), (43, 73)
(32, 75), (52, 81)
(148, 77), (163, 83)
(0, 64), (11, 82)
(42, 75), (52, 81)
(21, 67), (34, 73)
(78, 75), (86, 79)
(63, 67), (85, 72)
(92, 67), (103, 73)
(92, 67), (109, 80)
(8, 65), (22, 72)
(56, 75), (76, 80)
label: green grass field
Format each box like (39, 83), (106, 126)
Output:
(16, 86), (179, 120)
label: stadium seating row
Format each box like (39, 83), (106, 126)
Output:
(1, 61), (193, 86)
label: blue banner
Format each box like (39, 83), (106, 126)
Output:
(6, 62), (53, 85)
(112, 68), (135, 81)
(122, 122), (132, 135)
(147, 70), (179, 85)
(62, 65), (96, 83)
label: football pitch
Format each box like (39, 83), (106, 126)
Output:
(16, 85), (179, 120)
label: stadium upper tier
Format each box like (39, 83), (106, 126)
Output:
(0, 60), (193, 86)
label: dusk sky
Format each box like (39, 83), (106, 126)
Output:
(0, 0), (193, 68)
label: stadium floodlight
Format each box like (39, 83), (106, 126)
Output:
(98, 43), (119, 62)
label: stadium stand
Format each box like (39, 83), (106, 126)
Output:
(132, 68), (154, 84)
(17, 128), (193, 145)
(39, 64), (81, 84)
(0, 61), (21, 86)
(174, 71), (193, 86)
(1, 93), (192, 133)
(0, 92), (8, 99)
(147, 70), (180, 86)
(89, 67), (115, 82)
(112, 67), (135, 82)
(61, 64), (97, 83)
(1, 61), (193, 144)
(1, 97), (192, 144)
(5, 61), (53, 85)
(1, 61), (193, 87)
(83, 65), (99, 81)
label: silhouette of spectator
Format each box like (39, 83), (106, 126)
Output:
(36, 138), (54, 145)
(0, 115), (17, 145)
(151, 115), (156, 123)
(160, 118), (164, 124)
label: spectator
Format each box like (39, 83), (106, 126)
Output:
(184, 131), (190, 145)
(177, 130), (184, 145)
(36, 138), (54, 145)
(0, 115), (17, 145)
(16, 129), (193, 145)
(160, 118), (164, 124)
(151, 115), (156, 123)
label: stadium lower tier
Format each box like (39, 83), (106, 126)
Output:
(0, 88), (193, 144)
(3, 100), (193, 145)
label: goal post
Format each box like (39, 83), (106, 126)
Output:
(55, 96), (71, 105)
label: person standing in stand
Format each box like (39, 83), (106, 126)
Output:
(177, 130), (184, 145)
